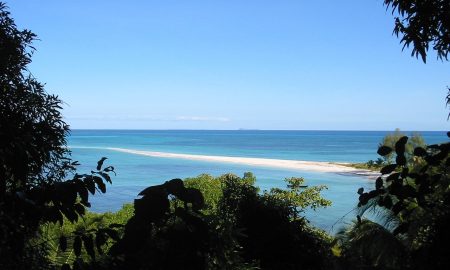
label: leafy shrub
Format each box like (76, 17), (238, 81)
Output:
(337, 133), (450, 270)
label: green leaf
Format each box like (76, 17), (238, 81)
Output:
(377, 146), (392, 156)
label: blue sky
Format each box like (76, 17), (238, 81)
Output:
(8, 0), (450, 130)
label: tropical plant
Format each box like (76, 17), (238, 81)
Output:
(0, 4), (118, 269)
(384, 0), (450, 63)
(214, 174), (333, 270)
(337, 133), (449, 270)
(379, 129), (426, 166)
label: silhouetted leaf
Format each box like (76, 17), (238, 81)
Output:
(84, 177), (96, 195)
(76, 181), (89, 204)
(103, 166), (115, 173)
(357, 187), (364, 195)
(367, 189), (380, 199)
(377, 146), (392, 156)
(392, 202), (403, 215)
(386, 173), (400, 182)
(134, 191), (169, 221)
(95, 231), (107, 253)
(99, 172), (112, 184)
(396, 154), (406, 166)
(401, 185), (417, 198)
(164, 178), (184, 196)
(104, 228), (120, 241)
(138, 184), (165, 196)
(381, 164), (397, 175)
(82, 234), (95, 260)
(427, 144), (440, 149)
(375, 177), (383, 190)
(393, 222), (409, 235)
(74, 203), (85, 216)
(54, 182), (77, 206)
(59, 235), (67, 252)
(401, 167), (409, 178)
(359, 193), (369, 205)
(93, 176), (106, 193)
(184, 188), (205, 210)
(395, 136), (408, 154)
(384, 195), (393, 209)
(109, 223), (123, 229)
(431, 150), (448, 163)
(414, 147), (427, 157)
(73, 236), (82, 257)
(61, 207), (78, 223)
(420, 165), (429, 173)
(96, 157), (107, 170)
(73, 259), (83, 270)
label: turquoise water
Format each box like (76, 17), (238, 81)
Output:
(68, 130), (447, 233)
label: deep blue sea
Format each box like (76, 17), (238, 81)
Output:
(68, 130), (447, 233)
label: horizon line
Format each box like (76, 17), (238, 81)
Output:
(68, 128), (449, 132)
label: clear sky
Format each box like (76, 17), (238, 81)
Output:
(8, 0), (450, 130)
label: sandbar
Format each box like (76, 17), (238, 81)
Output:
(107, 147), (379, 178)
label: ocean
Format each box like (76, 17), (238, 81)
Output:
(67, 130), (447, 233)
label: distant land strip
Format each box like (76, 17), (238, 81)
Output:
(106, 147), (380, 178)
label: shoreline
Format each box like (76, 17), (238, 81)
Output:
(106, 147), (380, 178)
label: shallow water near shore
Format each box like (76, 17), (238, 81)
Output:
(68, 130), (447, 233)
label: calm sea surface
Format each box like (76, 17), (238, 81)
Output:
(68, 130), (447, 233)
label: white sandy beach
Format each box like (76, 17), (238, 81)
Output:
(107, 147), (380, 178)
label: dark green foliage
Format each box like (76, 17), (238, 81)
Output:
(47, 173), (332, 270)
(104, 178), (212, 270)
(335, 219), (408, 270)
(0, 3), (71, 267)
(384, 0), (450, 62)
(0, 4), (117, 268)
(353, 135), (450, 269)
(216, 174), (333, 270)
